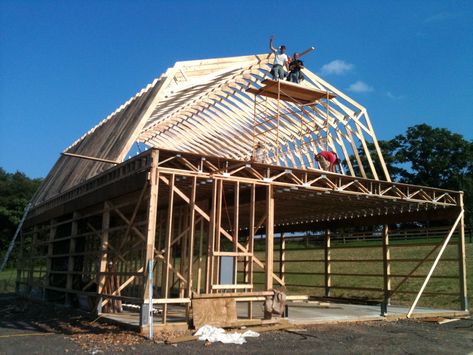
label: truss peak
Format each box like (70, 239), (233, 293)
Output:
(247, 79), (336, 105)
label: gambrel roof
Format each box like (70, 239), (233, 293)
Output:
(33, 53), (390, 205)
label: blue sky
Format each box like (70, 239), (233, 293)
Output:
(1, 0), (472, 178)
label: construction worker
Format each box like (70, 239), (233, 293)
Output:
(287, 53), (304, 83)
(315, 151), (340, 172)
(269, 35), (289, 80)
(253, 142), (268, 163)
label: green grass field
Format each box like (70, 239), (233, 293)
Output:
(247, 242), (473, 311)
(0, 268), (16, 293)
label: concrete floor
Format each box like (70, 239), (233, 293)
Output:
(100, 301), (469, 331)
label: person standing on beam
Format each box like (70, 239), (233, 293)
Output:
(269, 35), (289, 80)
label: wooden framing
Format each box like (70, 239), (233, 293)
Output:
(16, 54), (468, 331)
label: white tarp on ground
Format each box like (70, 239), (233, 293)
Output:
(194, 325), (260, 344)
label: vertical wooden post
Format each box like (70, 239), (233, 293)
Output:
(197, 218), (204, 294)
(382, 225), (391, 307)
(458, 193), (468, 310)
(265, 184), (274, 290)
(324, 229), (331, 297)
(214, 180), (223, 285)
(27, 225), (39, 294)
(44, 219), (57, 301)
(163, 174), (174, 323)
(96, 204), (110, 313)
(179, 207), (187, 298)
(187, 176), (197, 298)
(279, 233), (285, 283)
(142, 150), (159, 327)
(66, 212), (79, 305)
(233, 182), (240, 288)
(206, 180), (218, 293)
(247, 183), (256, 319)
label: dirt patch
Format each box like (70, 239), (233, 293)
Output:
(1, 294), (472, 354)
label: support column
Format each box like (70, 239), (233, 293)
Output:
(279, 233), (285, 283)
(233, 182), (240, 287)
(187, 176), (197, 297)
(265, 185), (274, 290)
(141, 150), (159, 328)
(206, 180), (218, 293)
(214, 180), (223, 285)
(382, 225), (391, 309)
(324, 229), (331, 297)
(66, 212), (79, 306)
(27, 225), (38, 294)
(96, 204), (110, 314)
(44, 219), (57, 301)
(458, 193), (468, 310)
(162, 173), (174, 323)
(247, 183), (256, 319)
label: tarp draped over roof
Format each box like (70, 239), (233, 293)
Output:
(32, 53), (390, 206)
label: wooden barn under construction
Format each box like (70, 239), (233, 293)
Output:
(16, 53), (468, 333)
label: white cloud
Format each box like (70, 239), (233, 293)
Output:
(320, 59), (354, 76)
(424, 12), (457, 24)
(347, 81), (373, 93)
(387, 91), (405, 100)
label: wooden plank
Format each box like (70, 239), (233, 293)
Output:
(265, 185), (274, 290)
(212, 284), (253, 290)
(382, 225), (391, 306)
(163, 174), (175, 323)
(458, 193), (468, 310)
(96, 203), (110, 313)
(192, 298), (237, 328)
(324, 229), (331, 297)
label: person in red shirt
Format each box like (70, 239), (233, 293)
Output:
(315, 151), (340, 172)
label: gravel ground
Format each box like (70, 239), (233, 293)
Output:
(1, 294), (472, 354)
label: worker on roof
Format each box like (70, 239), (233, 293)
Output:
(315, 151), (340, 172)
(287, 53), (305, 84)
(269, 35), (289, 80)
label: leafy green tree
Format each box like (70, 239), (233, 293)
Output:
(391, 124), (473, 226)
(347, 124), (472, 226)
(0, 168), (42, 264)
(392, 124), (473, 189)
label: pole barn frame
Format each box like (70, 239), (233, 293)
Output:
(15, 53), (468, 332)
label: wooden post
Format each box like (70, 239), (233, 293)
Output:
(233, 182), (240, 288)
(187, 176), (197, 297)
(265, 184), (274, 290)
(247, 183), (256, 319)
(66, 212), (79, 305)
(458, 193), (468, 310)
(214, 180), (223, 285)
(382, 225), (391, 308)
(197, 218), (204, 294)
(206, 179), (218, 293)
(44, 219), (57, 301)
(324, 229), (331, 297)
(163, 174), (175, 323)
(142, 150), (159, 327)
(179, 207), (187, 298)
(27, 225), (38, 294)
(279, 233), (285, 283)
(96, 204), (110, 314)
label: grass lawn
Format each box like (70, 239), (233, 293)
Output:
(249, 242), (473, 311)
(0, 268), (16, 293)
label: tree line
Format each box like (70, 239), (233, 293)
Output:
(0, 124), (472, 266)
